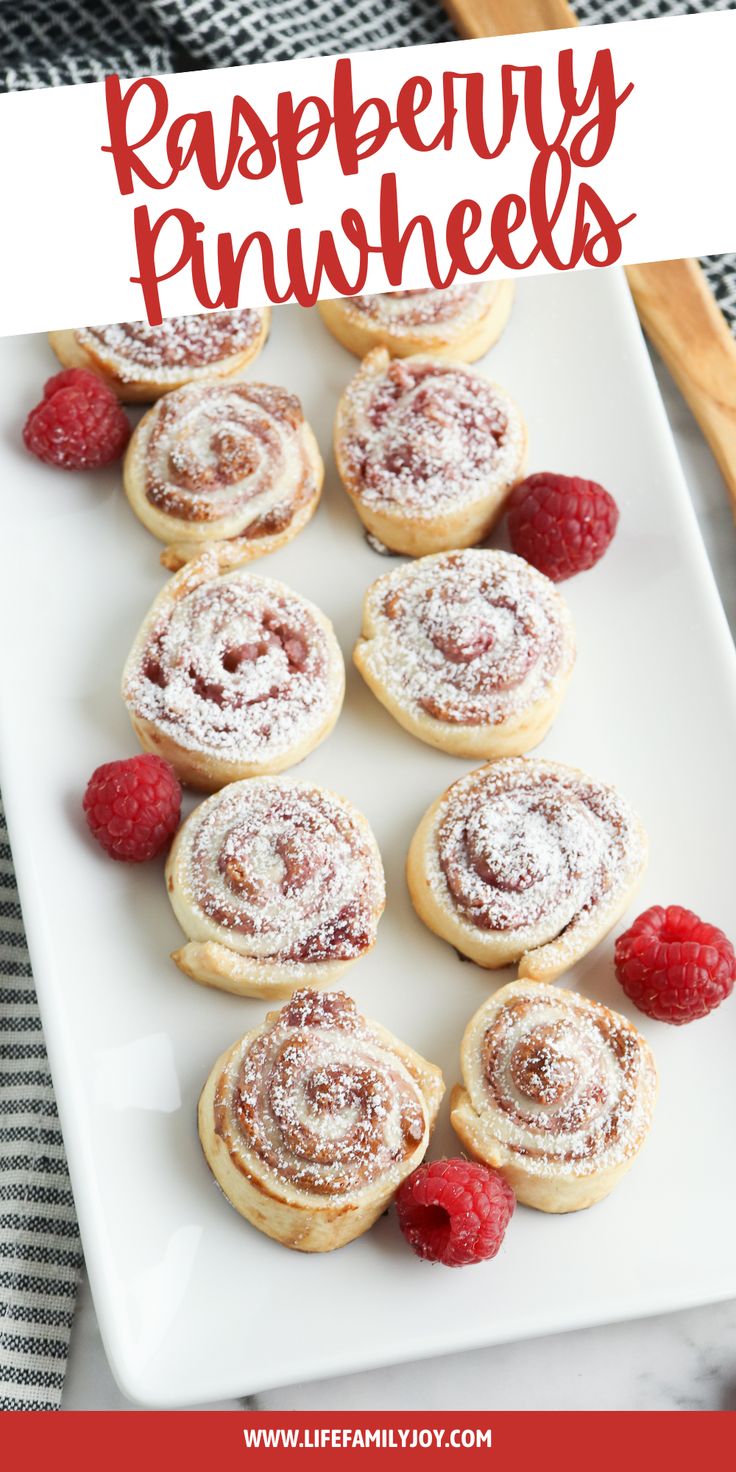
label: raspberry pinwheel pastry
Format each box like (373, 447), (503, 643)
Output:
(122, 552), (344, 790)
(451, 981), (658, 1212)
(199, 988), (445, 1251)
(318, 281), (514, 362)
(49, 309), (270, 402)
(408, 757), (647, 978)
(124, 380), (323, 570)
(166, 778), (385, 998)
(354, 550), (575, 758)
(334, 350), (527, 556)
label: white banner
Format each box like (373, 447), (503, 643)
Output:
(0, 10), (733, 335)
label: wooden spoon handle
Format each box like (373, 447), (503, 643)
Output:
(443, 0), (577, 36)
(444, 0), (736, 519)
(625, 260), (736, 515)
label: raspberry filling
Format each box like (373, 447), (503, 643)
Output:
(349, 282), (494, 332)
(437, 764), (636, 936)
(222, 624), (308, 677)
(430, 619), (496, 665)
(509, 1028), (580, 1107)
(79, 310), (263, 373)
(126, 571), (335, 761)
(142, 381), (313, 530)
(168, 428), (259, 492)
(182, 781), (385, 965)
(356, 361), (508, 508)
(214, 990), (427, 1195)
(370, 552), (570, 728)
(341, 359), (523, 517)
(476, 992), (653, 1169)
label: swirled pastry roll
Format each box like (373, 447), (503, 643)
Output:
(199, 988), (445, 1251)
(122, 552), (344, 790)
(334, 350), (527, 556)
(407, 758), (647, 978)
(354, 550), (575, 758)
(123, 380), (323, 570)
(167, 778), (385, 998)
(318, 281), (514, 362)
(48, 309), (270, 402)
(451, 981), (658, 1212)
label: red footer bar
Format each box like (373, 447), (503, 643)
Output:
(0, 1411), (733, 1467)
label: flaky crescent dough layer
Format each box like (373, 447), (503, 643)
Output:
(123, 378), (323, 570)
(334, 349), (527, 556)
(121, 550), (345, 791)
(407, 757), (647, 979)
(318, 281), (515, 362)
(166, 777), (386, 998)
(199, 988), (445, 1252)
(49, 308), (270, 402)
(451, 980), (658, 1212)
(354, 550), (575, 758)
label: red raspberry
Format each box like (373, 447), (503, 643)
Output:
(507, 472), (619, 581)
(615, 905), (736, 1024)
(396, 1158), (515, 1267)
(23, 368), (130, 470)
(42, 368), (108, 399)
(83, 755), (181, 862)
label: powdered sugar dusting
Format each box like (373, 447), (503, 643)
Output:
(429, 758), (645, 952)
(339, 355), (525, 517)
(216, 989), (428, 1197)
(343, 283), (497, 338)
(142, 380), (314, 533)
(361, 550), (575, 727)
(465, 984), (657, 1178)
(78, 310), (265, 384)
(123, 568), (341, 762)
(177, 779), (384, 966)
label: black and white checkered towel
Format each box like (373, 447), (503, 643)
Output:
(0, 0), (734, 1411)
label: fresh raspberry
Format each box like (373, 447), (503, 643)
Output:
(83, 755), (181, 862)
(395, 1158), (515, 1267)
(42, 368), (109, 399)
(23, 368), (130, 470)
(507, 472), (619, 581)
(615, 905), (736, 1024)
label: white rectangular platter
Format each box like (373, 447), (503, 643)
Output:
(2, 271), (736, 1408)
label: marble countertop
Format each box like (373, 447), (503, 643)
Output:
(61, 350), (736, 1412)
